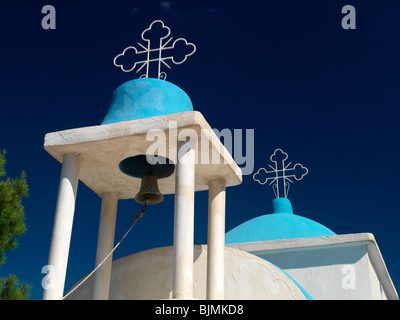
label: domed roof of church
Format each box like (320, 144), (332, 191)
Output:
(102, 78), (193, 125)
(225, 198), (336, 244)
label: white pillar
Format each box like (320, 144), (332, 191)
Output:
(173, 139), (196, 299)
(206, 178), (226, 300)
(92, 192), (118, 300)
(43, 153), (80, 300)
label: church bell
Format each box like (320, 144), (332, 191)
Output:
(134, 171), (163, 205)
(119, 155), (175, 205)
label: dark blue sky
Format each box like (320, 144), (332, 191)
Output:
(1, 1), (399, 300)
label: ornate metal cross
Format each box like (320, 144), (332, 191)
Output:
(113, 20), (196, 80)
(253, 149), (308, 198)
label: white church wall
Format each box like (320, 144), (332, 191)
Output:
(259, 244), (372, 299)
(228, 233), (398, 300)
(367, 255), (387, 300)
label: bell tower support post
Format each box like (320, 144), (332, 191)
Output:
(173, 138), (196, 299)
(92, 192), (118, 300)
(43, 153), (80, 300)
(206, 178), (226, 300)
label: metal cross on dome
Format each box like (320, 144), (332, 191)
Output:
(113, 20), (196, 80)
(253, 149), (309, 199)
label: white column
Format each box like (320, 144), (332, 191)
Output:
(43, 153), (80, 300)
(92, 192), (118, 300)
(173, 139), (196, 299)
(206, 178), (226, 300)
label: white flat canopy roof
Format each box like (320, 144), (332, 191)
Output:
(44, 111), (242, 199)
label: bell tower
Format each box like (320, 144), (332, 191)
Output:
(42, 20), (242, 300)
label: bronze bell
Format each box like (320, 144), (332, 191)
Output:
(119, 155), (175, 205)
(134, 172), (164, 205)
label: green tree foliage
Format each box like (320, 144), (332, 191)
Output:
(0, 274), (30, 300)
(0, 150), (31, 299)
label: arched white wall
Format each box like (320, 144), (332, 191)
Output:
(66, 245), (306, 300)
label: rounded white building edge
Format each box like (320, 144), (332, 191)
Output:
(66, 245), (306, 300)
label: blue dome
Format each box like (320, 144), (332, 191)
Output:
(102, 78), (193, 125)
(225, 198), (336, 244)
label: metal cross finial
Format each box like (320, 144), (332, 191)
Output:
(113, 20), (196, 80)
(253, 149), (308, 198)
